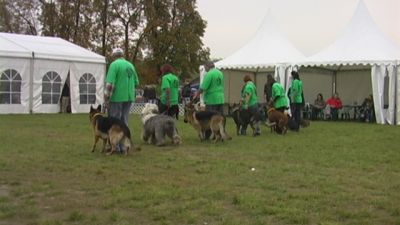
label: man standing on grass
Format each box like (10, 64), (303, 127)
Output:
(104, 47), (139, 126)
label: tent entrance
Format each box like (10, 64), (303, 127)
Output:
(60, 73), (71, 113)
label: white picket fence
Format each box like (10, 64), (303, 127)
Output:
(130, 103), (185, 116)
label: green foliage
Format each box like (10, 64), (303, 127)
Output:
(1, 114), (400, 225)
(0, 0), (210, 82)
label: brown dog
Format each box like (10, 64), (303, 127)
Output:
(183, 102), (231, 143)
(266, 102), (289, 135)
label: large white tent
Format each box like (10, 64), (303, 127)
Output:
(216, 11), (306, 104)
(0, 33), (106, 114)
(298, 0), (400, 125)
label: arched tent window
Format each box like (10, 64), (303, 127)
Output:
(79, 73), (96, 104)
(0, 69), (22, 104)
(42, 71), (62, 104)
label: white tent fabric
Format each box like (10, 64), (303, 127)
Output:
(214, 10), (305, 104)
(303, 0), (400, 66)
(299, 0), (400, 124)
(216, 10), (306, 70)
(0, 32), (106, 114)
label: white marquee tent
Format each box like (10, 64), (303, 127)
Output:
(213, 0), (400, 125)
(216, 10), (306, 104)
(0, 32), (106, 114)
(298, 0), (400, 125)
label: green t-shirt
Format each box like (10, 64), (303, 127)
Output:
(200, 68), (224, 105)
(160, 73), (180, 105)
(106, 58), (139, 102)
(241, 81), (258, 107)
(290, 79), (303, 104)
(272, 82), (288, 109)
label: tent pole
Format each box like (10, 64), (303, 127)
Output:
(29, 52), (34, 114)
(394, 65), (398, 125)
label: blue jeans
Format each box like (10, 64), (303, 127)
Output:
(108, 102), (132, 126)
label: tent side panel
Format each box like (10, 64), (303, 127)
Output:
(70, 62), (105, 113)
(336, 70), (372, 105)
(31, 59), (70, 113)
(397, 66), (400, 125)
(222, 70), (246, 104)
(300, 70), (333, 106)
(0, 57), (31, 114)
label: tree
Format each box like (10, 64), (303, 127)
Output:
(143, 0), (209, 79)
(0, 0), (41, 34)
(0, 0), (210, 83)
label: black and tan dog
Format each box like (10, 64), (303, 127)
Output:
(230, 103), (255, 135)
(89, 105), (139, 155)
(183, 102), (231, 143)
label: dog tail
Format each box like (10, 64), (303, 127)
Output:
(126, 138), (141, 153)
(219, 118), (232, 141)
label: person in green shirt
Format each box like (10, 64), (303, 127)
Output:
(241, 75), (261, 136)
(271, 77), (288, 113)
(104, 47), (139, 126)
(194, 61), (224, 114)
(289, 71), (303, 131)
(159, 64), (180, 119)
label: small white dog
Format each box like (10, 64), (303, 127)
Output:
(140, 103), (181, 146)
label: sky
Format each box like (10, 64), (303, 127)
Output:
(196, 0), (400, 58)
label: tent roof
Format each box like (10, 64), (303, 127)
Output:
(303, 0), (400, 67)
(216, 10), (306, 71)
(0, 32), (105, 64)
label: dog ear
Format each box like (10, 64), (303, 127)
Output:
(97, 104), (101, 111)
(90, 105), (94, 112)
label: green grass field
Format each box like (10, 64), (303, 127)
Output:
(0, 114), (399, 225)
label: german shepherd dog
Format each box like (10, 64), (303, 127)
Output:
(266, 102), (289, 135)
(89, 105), (139, 155)
(183, 102), (231, 143)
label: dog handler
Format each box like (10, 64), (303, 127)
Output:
(241, 75), (261, 136)
(271, 77), (288, 113)
(104, 47), (140, 126)
(159, 64), (180, 119)
(194, 61), (224, 114)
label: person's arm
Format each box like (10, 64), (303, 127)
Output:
(104, 62), (117, 107)
(193, 89), (203, 100)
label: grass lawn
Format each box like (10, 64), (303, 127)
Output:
(0, 114), (399, 225)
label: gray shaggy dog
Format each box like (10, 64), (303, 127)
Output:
(141, 103), (181, 146)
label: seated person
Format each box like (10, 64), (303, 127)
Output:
(326, 93), (343, 121)
(359, 94), (374, 122)
(311, 93), (326, 120)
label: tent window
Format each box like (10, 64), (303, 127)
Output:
(42, 71), (62, 104)
(0, 69), (22, 104)
(79, 73), (96, 104)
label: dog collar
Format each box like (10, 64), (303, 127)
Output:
(267, 108), (275, 113)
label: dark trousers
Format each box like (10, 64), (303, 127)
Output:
(291, 103), (302, 131)
(205, 104), (224, 115)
